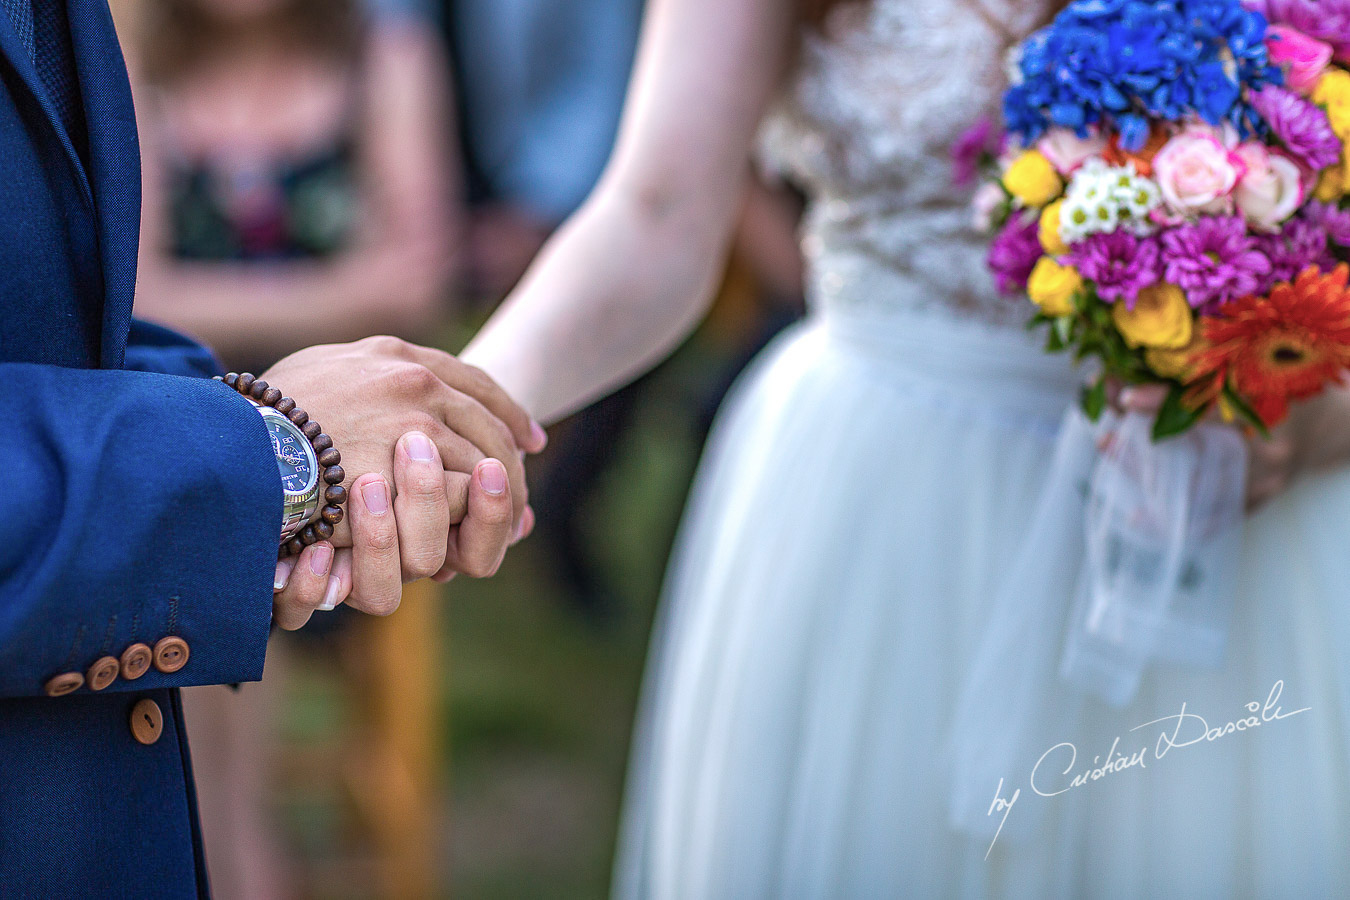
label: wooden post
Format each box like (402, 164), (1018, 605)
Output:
(350, 580), (446, 900)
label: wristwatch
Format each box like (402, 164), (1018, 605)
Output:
(254, 401), (323, 544)
(217, 371), (347, 555)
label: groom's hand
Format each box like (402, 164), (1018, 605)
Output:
(258, 336), (545, 629)
(260, 335), (544, 536)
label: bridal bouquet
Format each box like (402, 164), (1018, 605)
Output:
(966, 0), (1350, 705)
(977, 0), (1350, 439)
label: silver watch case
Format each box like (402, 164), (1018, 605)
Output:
(253, 401), (322, 543)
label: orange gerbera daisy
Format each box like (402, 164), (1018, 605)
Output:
(1186, 265), (1350, 427)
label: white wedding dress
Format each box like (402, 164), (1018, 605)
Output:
(613, 2), (1350, 898)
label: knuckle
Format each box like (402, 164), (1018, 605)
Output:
(403, 552), (445, 581)
(366, 334), (409, 356)
(358, 520), (400, 555)
(460, 557), (499, 580)
(403, 465), (446, 499)
(364, 588), (402, 617)
(388, 362), (438, 396)
(402, 411), (443, 439)
(465, 363), (498, 395)
(481, 500), (514, 527)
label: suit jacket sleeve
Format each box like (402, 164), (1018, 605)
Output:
(0, 345), (282, 697)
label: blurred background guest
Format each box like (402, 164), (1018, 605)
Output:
(130, 0), (456, 372)
(443, 0), (644, 301)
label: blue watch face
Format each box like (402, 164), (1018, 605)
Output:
(267, 418), (316, 495)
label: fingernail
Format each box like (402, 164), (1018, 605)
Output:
(479, 459), (507, 495)
(362, 480), (390, 515)
(407, 432), (436, 462)
(318, 576), (343, 611)
(274, 558), (295, 592)
(530, 421), (548, 450)
(309, 544), (333, 576)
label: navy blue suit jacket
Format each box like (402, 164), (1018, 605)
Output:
(0, 4), (280, 896)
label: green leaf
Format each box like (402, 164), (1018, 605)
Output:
(1081, 378), (1108, 422)
(1220, 386), (1272, 438)
(1152, 384), (1205, 440)
(1053, 315), (1074, 346)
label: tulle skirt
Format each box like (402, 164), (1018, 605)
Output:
(612, 307), (1350, 899)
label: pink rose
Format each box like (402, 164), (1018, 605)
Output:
(1036, 128), (1108, 175)
(1266, 25), (1334, 94)
(1152, 128), (1245, 216)
(1232, 143), (1305, 232)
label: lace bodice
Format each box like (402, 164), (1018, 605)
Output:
(761, 0), (1052, 328)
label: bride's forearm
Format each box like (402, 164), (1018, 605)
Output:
(461, 181), (738, 424)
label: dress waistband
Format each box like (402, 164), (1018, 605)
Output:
(815, 305), (1084, 424)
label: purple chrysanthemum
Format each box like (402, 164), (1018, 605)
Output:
(1250, 85), (1342, 171)
(1160, 215), (1274, 311)
(1245, 0), (1350, 61)
(1258, 217), (1333, 291)
(1301, 200), (1350, 248)
(1066, 231), (1161, 305)
(988, 210), (1041, 294)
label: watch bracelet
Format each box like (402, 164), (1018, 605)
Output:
(214, 373), (349, 558)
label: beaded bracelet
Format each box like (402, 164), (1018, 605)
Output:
(215, 372), (348, 558)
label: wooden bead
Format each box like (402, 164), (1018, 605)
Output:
(302, 420), (322, 440)
(323, 465), (345, 485)
(274, 397), (296, 415)
(223, 373), (239, 388)
(314, 521), (334, 541)
(261, 387), (282, 406)
(325, 485), (347, 505)
(321, 505), (345, 526)
(249, 380), (269, 400)
(318, 448), (341, 468)
(312, 433), (333, 453)
(301, 525), (318, 545)
(286, 537), (305, 557)
(237, 373), (255, 394)
(288, 408), (308, 427)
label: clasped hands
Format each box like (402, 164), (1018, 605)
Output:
(260, 336), (546, 630)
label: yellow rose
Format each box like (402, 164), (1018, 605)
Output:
(1113, 283), (1193, 350)
(1314, 71), (1350, 139)
(1145, 335), (1208, 380)
(1316, 160), (1349, 202)
(1039, 200), (1069, 256)
(1003, 150), (1063, 208)
(1027, 257), (1082, 317)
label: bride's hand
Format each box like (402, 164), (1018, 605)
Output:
(1117, 384), (1296, 511)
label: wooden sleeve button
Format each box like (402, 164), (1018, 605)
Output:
(120, 643), (153, 680)
(130, 698), (163, 745)
(86, 656), (120, 691)
(44, 672), (84, 697)
(152, 637), (190, 674)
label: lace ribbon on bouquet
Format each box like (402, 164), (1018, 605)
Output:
(945, 406), (1249, 843)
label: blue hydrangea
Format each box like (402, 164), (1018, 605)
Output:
(1004, 0), (1283, 150)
